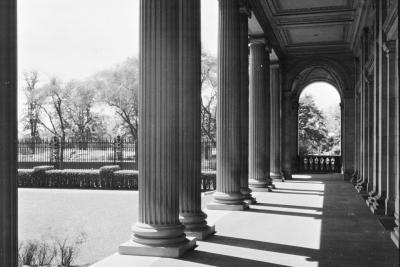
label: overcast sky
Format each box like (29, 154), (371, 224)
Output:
(18, 0), (339, 116)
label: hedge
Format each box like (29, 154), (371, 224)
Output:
(18, 167), (215, 191)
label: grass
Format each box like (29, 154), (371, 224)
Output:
(18, 188), (214, 265)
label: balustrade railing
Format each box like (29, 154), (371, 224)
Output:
(299, 155), (341, 173)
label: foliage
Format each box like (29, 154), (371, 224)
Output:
(298, 93), (341, 156)
(201, 51), (218, 143)
(93, 57), (139, 140)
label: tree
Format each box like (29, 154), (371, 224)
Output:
(22, 71), (43, 153)
(38, 77), (71, 162)
(201, 51), (218, 143)
(64, 80), (102, 148)
(93, 57), (139, 141)
(298, 93), (328, 155)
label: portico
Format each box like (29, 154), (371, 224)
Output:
(0, 0), (398, 266)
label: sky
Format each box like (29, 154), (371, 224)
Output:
(300, 82), (341, 110)
(17, 0), (338, 117)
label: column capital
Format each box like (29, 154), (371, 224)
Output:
(239, 0), (251, 17)
(384, 40), (397, 53)
(249, 37), (272, 53)
(270, 60), (280, 69)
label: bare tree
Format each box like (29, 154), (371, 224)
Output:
(201, 51), (218, 143)
(39, 77), (71, 162)
(22, 70), (43, 153)
(94, 57), (139, 141)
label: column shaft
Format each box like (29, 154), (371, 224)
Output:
(390, 38), (399, 247)
(178, 0), (214, 240)
(385, 41), (397, 215)
(0, 0), (18, 265)
(270, 64), (282, 180)
(248, 40), (271, 189)
(207, 0), (247, 210)
(120, 0), (196, 257)
(238, 2), (255, 204)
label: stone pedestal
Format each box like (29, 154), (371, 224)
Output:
(270, 63), (282, 180)
(119, 0), (196, 257)
(238, 2), (256, 205)
(0, 1), (18, 265)
(248, 38), (272, 190)
(178, 0), (214, 240)
(207, 0), (247, 211)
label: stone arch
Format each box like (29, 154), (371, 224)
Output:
(281, 56), (354, 178)
(288, 56), (353, 102)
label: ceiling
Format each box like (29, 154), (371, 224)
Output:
(251, 0), (366, 57)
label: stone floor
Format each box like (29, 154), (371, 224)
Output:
(92, 174), (399, 267)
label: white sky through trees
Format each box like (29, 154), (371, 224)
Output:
(17, 0), (338, 118)
(300, 82), (341, 110)
(17, 0), (218, 119)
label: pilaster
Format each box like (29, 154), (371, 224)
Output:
(207, 0), (247, 211)
(119, 0), (196, 257)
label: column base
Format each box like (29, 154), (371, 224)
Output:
(241, 187), (257, 204)
(207, 191), (248, 210)
(385, 197), (395, 216)
(185, 225), (215, 240)
(244, 197), (257, 205)
(390, 227), (399, 248)
(249, 178), (268, 188)
(119, 237), (196, 258)
(270, 172), (282, 180)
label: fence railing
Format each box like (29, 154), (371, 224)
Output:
(298, 155), (341, 173)
(18, 137), (217, 171)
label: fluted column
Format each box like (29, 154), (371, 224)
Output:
(119, 0), (196, 257)
(0, 0), (18, 265)
(178, 0), (215, 240)
(366, 75), (374, 193)
(270, 63), (282, 180)
(248, 38), (272, 190)
(385, 40), (397, 216)
(238, 1), (255, 204)
(207, 0), (247, 210)
(370, 41), (389, 214)
(390, 38), (399, 247)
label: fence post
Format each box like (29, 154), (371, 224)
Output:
(51, 136), (60, 169)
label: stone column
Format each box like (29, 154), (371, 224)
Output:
(178, 0), (215, 240)
(390, 38), (399, 248)
(207, 0), (247, 211)
(238, 1), (256, 204)
(370, 41), (389, 214)
(0, 0), (17, 265)
(270, 63), (283, 180)
(119, 0), (196, 257)
(366, 75), (375, 193)
(385, 40), (397, 216)
(248, 38), (272, 190)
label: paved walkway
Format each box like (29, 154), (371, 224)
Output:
(93, 174), (398, 267)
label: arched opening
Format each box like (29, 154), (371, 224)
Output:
(297, 82), (342, 173)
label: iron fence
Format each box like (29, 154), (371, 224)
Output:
(18, 137), (217, 171)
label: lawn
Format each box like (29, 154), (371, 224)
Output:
(18, 188), (213, 266)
